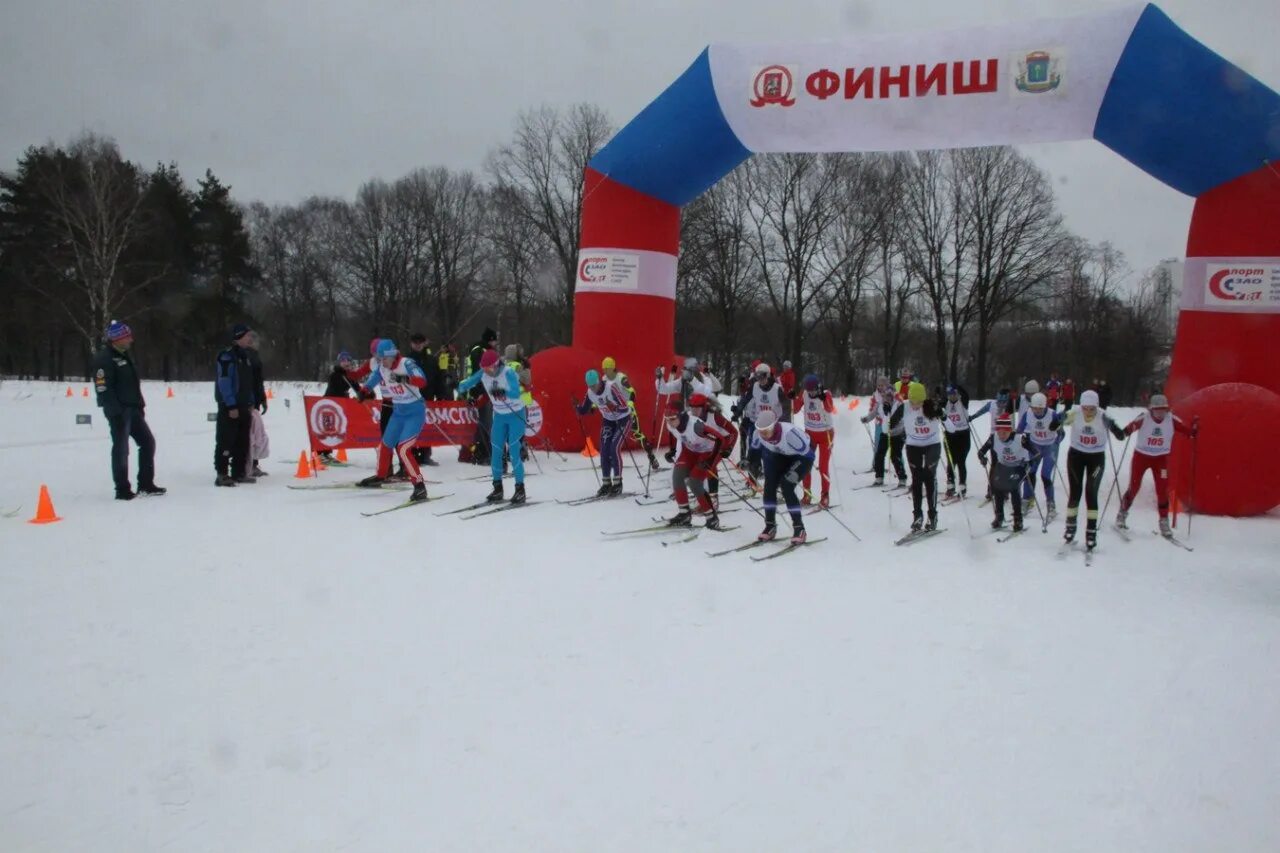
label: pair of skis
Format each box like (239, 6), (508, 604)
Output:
(1113, 524), (1195, 551)
(894, 527), (946, 547)
(705, 536), (829, 561)
(556, 492), (637, 507)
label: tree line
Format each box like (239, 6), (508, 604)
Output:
(0, 103), (1176, 401)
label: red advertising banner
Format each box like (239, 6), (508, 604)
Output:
(304, 396), (478, 451)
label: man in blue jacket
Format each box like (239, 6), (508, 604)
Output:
(214, 323), (258, 486)
(93, 320), (165, 500)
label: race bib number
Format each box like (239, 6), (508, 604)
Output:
(1079, 433), (1099, 447)
(524, 402), (543, 437)
(1034, 429), (1051, 441)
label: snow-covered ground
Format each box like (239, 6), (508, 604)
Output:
(2, 379), (1277, 852)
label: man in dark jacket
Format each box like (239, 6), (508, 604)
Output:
(93, 321), (165, 500)
(214, 323), (258, 486)
(463, 327), (499, 463)
(1097, 379), (1113, 409)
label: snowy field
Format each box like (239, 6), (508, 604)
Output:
(2, 379), (1278, 852)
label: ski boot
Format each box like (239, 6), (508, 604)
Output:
(214, 474), (237, 488)
(757, 523), (777, 542)
(1024, 496), (1037, 514)
(1115, 508), (1129, 530)
(925, 511), (938, 532)
(790, 526), (807, 545)
(1012, 517), (1024, 533)
(911, 513), (924, 532)
(1158, 516), (1172, 538)
(1085, 529), (1097, 551)
(1046, 501), (1056, 520)
(486, 480), (504, 503)
(819, 493), (830, 509)
(510, 483), (526, 505)
(666, 508), (692, 528)
(388, 469), (410, 483)
(596, 479), (612, 498)
(252, 463), (269, 478)
(115, 488), (135, 501)
(409, 482), (428, 503)
(945, 485), (957, 499)
(704, 512), (723, 531)
(958, 485), (967, 499)
(1063, 522), (1077, 544)
(872, 476), (884, 487)
(897, 476), (909, 490)
(137, 483), (167, 497)
(423, 456), (440, 467)
(801, 494), (812, 506)
(356, 475), (386, 488)
(991, 516), (1005, 530)
(609, 480), (624, 497)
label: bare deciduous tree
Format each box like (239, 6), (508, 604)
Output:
(487, 104), (613, 339)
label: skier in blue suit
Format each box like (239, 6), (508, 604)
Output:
(457, 348), (527, 504)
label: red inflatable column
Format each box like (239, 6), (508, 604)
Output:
(530, 168), (681, 450)
(1165, 165), (1280, 515)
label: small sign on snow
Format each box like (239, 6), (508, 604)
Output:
(75, 414), (91, 425)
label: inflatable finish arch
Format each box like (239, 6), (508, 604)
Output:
(529, 3), (1280, 515)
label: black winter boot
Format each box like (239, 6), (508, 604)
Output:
(510, 483), (526, 505)
(409, 482), (428, 503)
(486, 480), (504, 503)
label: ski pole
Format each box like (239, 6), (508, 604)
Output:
(807, 461), (861, 542)
(943, 433), (973, 538)
(1101, 434), (1131, 519)
(569, 396), (601, 486)
(712, 463), (793, 532)
(1187, 419), (1199, 538)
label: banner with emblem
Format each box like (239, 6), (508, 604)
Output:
(706, 5), (1143, 154)
(1178, 257), (1280, 314)
(303, 396), (479, 451)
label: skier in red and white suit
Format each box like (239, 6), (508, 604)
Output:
(661, 400), (728, 530)
(687, 393), (738, 510)
(792, 373), (835, 507)
(1115, 393), (1197, 536)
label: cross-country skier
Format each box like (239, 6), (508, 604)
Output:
(1044, 373), (1062, 410)
(860, 376), (906, 487)
(977, 413), (1031, 531)
(793, 374), (834, 506)
(902, 382), (944, 531)
(1017, 392), (1065, 518)
(737, 363), (789, 481)
(457, 349), (528, 504)
(601, 356), (661, 471)
(576, 369), (632, 497)
(661, 399), (726, 529)
(1115, 394), (1197, 536)
(656, 356), (717, 401)
(1016, 380), (1040, 420)
(1061, 389), (1126, 550)
(941, 384), (974, 499)
(1061, 378), (1076, 412)
(355, 339), (429, 503)
(750, 410), (814, 544)
(687, 392), (738, 510)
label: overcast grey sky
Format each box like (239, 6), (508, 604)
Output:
(2, 0), (1276, 281)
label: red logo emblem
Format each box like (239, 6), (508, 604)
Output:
(751, 65), (796, 108)
(1208, 267), (1265, 301)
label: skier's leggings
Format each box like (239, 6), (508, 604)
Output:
(1065, 447), (1105, 532)
(599, 418), (628, 480)
(1023, 442), (1060, 503)
(873, 432), (907, 481)
(944, 430), (970, 488)
(1120, 452), (1170, 518)
(762, 452), (812, 528)
(906, 443), (941, 516)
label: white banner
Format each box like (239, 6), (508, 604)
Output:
(708, 5), (1143, 154)
(574, 248), (677, 300)
(1180, 258), (1280, 313)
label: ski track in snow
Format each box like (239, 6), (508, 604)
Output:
(1, 380), (1278, 852)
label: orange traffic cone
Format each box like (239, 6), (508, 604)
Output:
(82, 387), (89, 397)
(65, 387), (73, 398)
(28, 484), (62, 525)
(847, 398), (859, 410)
(336, 447), (349, 463)
(266, 388), (275, 400)
(311, 451), (327, 471)
(166, 387), (175, 398)
(581, 437), (599, 457)
(294, 451), (313, 479)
